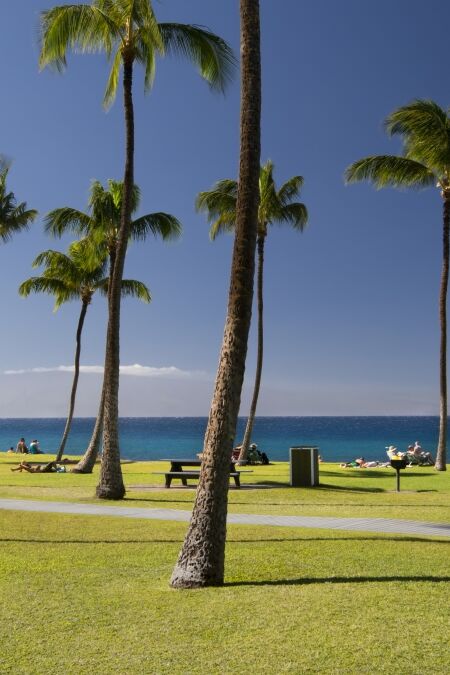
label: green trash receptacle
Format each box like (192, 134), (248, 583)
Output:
(290, 446), (319, 487)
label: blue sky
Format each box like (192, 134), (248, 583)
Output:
(0, 0), (447, 416)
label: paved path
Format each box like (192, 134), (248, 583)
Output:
(0, 498), (449, 538)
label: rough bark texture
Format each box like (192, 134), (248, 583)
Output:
(73, 252), (115, 474)
(170, 0), (261, 588)
(436, 194), (449, 471)
(55, 300), (88, 462)
(72, 385), (105, 473)
(239, 233), (265, 463)
(96, 58), (135, 499)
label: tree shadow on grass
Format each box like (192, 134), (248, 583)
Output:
(0, 538), (183, 544)
(316, 483), (385, 493)
(225, 575), (450, 588)
(2, 535), (448, 545)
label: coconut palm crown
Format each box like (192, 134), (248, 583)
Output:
(346, 99), (450, 471)
(39, 0), (235, 107)
(45, 178), (181, 266)
(196, 160), (308, 462)
(197, 160), (307, 241)
(0, 167), (37, 243)
(19, 244), (150, 461)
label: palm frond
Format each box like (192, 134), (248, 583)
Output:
(277, 175), (304, 205)
(32, 249), (78, 274)
(385, 100), (450, 171)
(98, 277), (151, 302)
(19, 276), (79, 310)
(0, 167), (37, 242)
(196, 179), (238, 218)
(159, 23), (235, 93)
(277, 202), (308, 230)
(45, 207), (92, 237)
(209, 212), (236, 240)
(120, 278), (151, 302)
(345, 155), (435, 189)
(103, 46), (122, 108)
(130, 212), (182, 241)
(39, 4), (121, 71)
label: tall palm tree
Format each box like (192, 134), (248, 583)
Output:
(40, 0), (234, 499)
(19, 244), (150, 461)
(171, 0), (261, 588)
(44, 178), (181, 473)
(0, 166), (37, 243)
(197, 161), (308, 462)
(346, 99), (450, 471)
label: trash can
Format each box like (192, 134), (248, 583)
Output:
(290, 446), (319, 487)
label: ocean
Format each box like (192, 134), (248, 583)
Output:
(0, 416), (442, 462)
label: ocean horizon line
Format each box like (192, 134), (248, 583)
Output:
(0, 414), (444, 420)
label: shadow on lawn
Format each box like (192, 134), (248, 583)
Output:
(2, 535), (448, 545)
(226, 575), (450, 588)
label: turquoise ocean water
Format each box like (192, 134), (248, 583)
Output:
(0, 417), (442, 462)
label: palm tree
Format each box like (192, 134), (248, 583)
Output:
(197, 161), (308, 463)
(346, 99), (450, 471)
(0, 166), (37, 243)
(171, 0), (262, 588)
(19, 244), (150, 462)
(44, 178), (181, 473)
(40, 0), (234, 500)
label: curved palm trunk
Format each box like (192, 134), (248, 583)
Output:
(71, 386), (105, 473)
(171, 0), (261, 588)
(73, 253), (116, 474)
(55, 300), (89, 462)
(436, 195), (449, 471)
(238, 233), (265, 463)
(96, 60), (135, 499)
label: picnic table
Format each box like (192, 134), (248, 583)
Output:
(155, 458), (245, 488)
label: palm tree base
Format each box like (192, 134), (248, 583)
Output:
(95, 483), (125, 500)
(170, 565), (223, 589)
(434, 464), (447, 471)
(71, 467), (93, 474)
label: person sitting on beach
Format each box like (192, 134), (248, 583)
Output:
(7, 447), (14, 454)
(231, 445), (242, 463)
(15, 438), (28, 454)
(386, 445), (406, 460)
(409, 441), (434, 466)
(29, 439), (43, 454)
(11, 461), (57, 473)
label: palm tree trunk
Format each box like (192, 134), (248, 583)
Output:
(436, 195), (449, 471)
(96, 59), (135, 499)
(170, 0), (261, 589)
(238, 233), (265, 463)
(55, 300), (88, 462)
(71, 385), (105, 473)
(73, 251), (116, 474)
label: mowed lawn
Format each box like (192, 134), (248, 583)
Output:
(0, 455), (449, 674)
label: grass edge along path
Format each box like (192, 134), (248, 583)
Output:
(0, 497), (449, 538)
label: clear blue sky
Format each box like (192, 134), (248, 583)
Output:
(0, 0), (447, 416)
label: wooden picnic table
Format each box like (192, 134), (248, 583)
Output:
(156, 458), (244, 488)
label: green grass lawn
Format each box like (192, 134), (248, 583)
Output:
(0, 454), (448, 523)
(0, 454), (449, 673)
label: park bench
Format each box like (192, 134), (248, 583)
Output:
(153, 458), (252, 489)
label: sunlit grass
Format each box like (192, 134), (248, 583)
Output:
(0, 454), (448, 523)
(0, 509), (448, 674)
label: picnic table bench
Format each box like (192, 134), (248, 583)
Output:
(154, 459), (250, 488)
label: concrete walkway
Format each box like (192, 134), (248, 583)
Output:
(0, 498), (449, 538)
